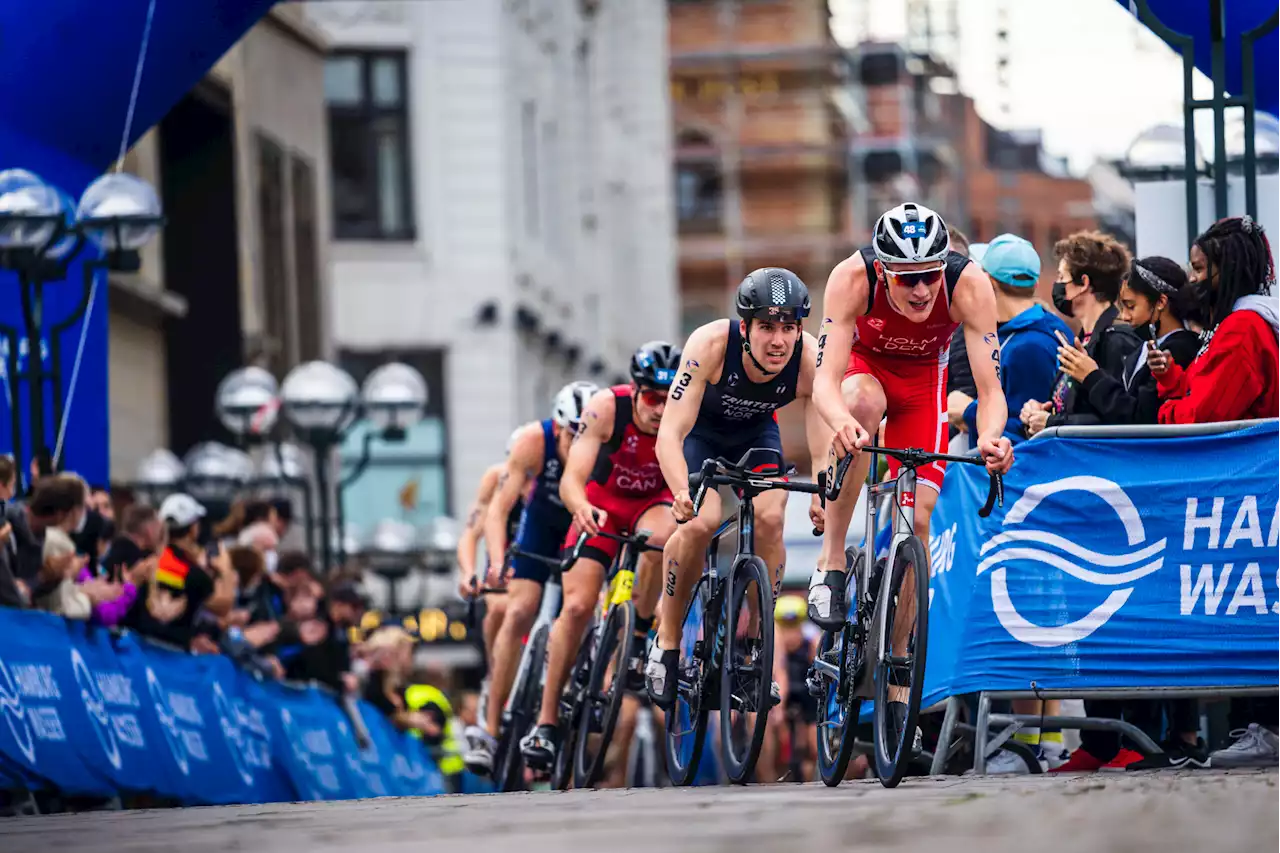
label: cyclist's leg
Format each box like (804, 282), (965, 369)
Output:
(653, 489), (720, 652)
(632, 498), (676, 623)
(810, 356), (885, 627)
(482, 592), (508, 670)
(534, 550), (609, 731)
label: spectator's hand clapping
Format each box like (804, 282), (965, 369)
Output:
(80, 577), (124, 604)
(190, 635), (220, 655)
(127, 555), (157, 587)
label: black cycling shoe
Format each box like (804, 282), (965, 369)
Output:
(520, 724), (559, 771)
(645, 646), (680, 710)
(807, 571), (848, 631)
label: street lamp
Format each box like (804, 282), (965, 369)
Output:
(183, 441), (254, 502)
(215, 366), (280, 438)
(281, 361), (359, 575)
(362, 517), (424, 617)
(0, 168), (163, 483)
(133, 448), (186, 506)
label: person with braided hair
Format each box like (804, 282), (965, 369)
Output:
(1150, 216), (1279, 424)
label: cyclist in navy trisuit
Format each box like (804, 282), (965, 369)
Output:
(647, 268), (830, 707)
(462, 381), (598, 775)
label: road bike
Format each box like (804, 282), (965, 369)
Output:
(551, 528), (663, 789)
(664, 447), (822, 786)
(493, 532), (588, 792)
(810, 446), (1002, 788)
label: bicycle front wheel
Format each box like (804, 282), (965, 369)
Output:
(553, 625), (596, 791)
(574, 601), (635, 788)
(872, 535), (929, 788)
(497, 625), (549, 792)
(720, 556), (774, 785)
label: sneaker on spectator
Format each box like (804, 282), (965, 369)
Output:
(1209, 724), (1280, 768)
(463, 724), (497, 776)
(1100, 748), (1144, 771)
(1040, 744), (1071, 771)
(1049, 748), (1104, 773)
(1126, 738), (1209, 771)
(964, 748), (1032, 775)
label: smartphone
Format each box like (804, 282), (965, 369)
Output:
(1053, 329), (1071, 348)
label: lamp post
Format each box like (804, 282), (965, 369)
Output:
(0, 169), (163, 484)
(133, 448), (187, 506)
(280, 361), (360, 575)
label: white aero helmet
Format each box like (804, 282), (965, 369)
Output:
(872, 202), (950, 265)
(552, 381), (599, 432)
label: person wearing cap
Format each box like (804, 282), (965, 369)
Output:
(123, 493), (237, 648)
(946, 233), (1072, 445)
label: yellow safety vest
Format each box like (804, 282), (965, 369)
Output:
(404, 684), (465, 776)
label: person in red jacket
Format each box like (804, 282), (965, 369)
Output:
(1151, 215), (1279, 423)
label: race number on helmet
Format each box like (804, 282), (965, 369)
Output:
(873, 202), (950, 265)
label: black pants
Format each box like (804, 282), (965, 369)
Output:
(1080, 699), (1200, 761)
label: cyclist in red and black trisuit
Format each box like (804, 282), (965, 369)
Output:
(521, 341), (682, 770)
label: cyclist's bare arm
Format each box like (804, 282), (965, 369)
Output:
(952, 264), (1014, 472)
(795, 330), (834, 482)
(458, 463), (503, 584)
(814, 256), (872, 452)
(657, 321), (725, 498)
(484, 425), (543, 571)
(560, 388), (614, 532)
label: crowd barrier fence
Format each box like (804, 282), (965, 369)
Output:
(0, 610), (452, 807)
(921, 419), (1279, 772)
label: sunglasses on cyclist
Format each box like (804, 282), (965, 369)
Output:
(882, 264), (945, 288)
(637, 388), (669, 406)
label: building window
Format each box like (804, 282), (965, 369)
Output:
(292, 155), (322, 362)
(325, 51), (414, 240)
(675, 129), (722, 232)
(338, 349), (450, 535)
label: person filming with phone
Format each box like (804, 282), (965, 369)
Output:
(1022, 231), (1142, 438)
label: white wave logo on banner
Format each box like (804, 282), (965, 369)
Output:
(0, 657), (35, 764)
(146, 667), (189, 775)
(71, 649), (121, 770)
(977, 475), (1167, 648)
(213, 683), (253, 786)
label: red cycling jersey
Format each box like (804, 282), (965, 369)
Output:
(567, 385), (673, 565)
(851, 246), (965, 364)
(845, 247), (971, 493)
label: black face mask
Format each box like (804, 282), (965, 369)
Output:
(1133, 323), (1153, 342)
(1052, 280), (1074, 317)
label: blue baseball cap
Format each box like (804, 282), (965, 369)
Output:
(969, 242), (989, 265)
(981, 234), (1041, 287)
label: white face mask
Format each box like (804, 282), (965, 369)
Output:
(264, 549), (279, 574)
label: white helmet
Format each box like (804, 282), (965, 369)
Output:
(872, 202), (950, 265)
(552, 381), (599, 432)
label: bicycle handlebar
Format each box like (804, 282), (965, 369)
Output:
(586, 527), (665, 553)
(824, 444), (1004, 518)
(685, 449), (825, 536)
(510, 528), (592, 574)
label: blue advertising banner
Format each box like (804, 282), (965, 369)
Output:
(923, 422), (1280, 706)
(0, 608), (450, 805)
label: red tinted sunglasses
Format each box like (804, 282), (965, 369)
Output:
(638, 388), (669, 406)
(883, 265), (945, 287)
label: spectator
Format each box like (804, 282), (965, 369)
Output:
(282, 580), (367, 693)
(33, 528), (120, 619)
(944, 235), (987, 451)
(269, 497), (294, 542)
(1055, 256), (1202, 425)
(1151, 215), (1279, 424)
(124, 493), (237, 649)
(2, 474), (89, 604)
(0, 455), (20, 608)
(0, 455), (15, 503)
(1022, 231), (1141, 437)
(361, 627), (438, 735)
(228, 546), (287, 626)
(89, 486), (114, 522)
(948, 234), (1072, 445)
(238, 520), (280, 574)
(100, 505), (163, 583)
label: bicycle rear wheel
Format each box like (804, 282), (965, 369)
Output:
(817, 554), (862, 787)
(552, 627), (596, 790)
(720, 556), (774, 785)
(872, 535), (929, 788)
(664, 574), (710, 786)
(574, 601), (635, 788)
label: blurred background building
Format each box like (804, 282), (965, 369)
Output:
(303, 0), (679, 530)
(109, 5), (332, 479)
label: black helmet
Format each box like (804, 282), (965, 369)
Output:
(736, 268), (811, 323)
(629, 341), (682, 389)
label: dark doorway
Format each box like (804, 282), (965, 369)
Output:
(159, 83), (242, 456)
